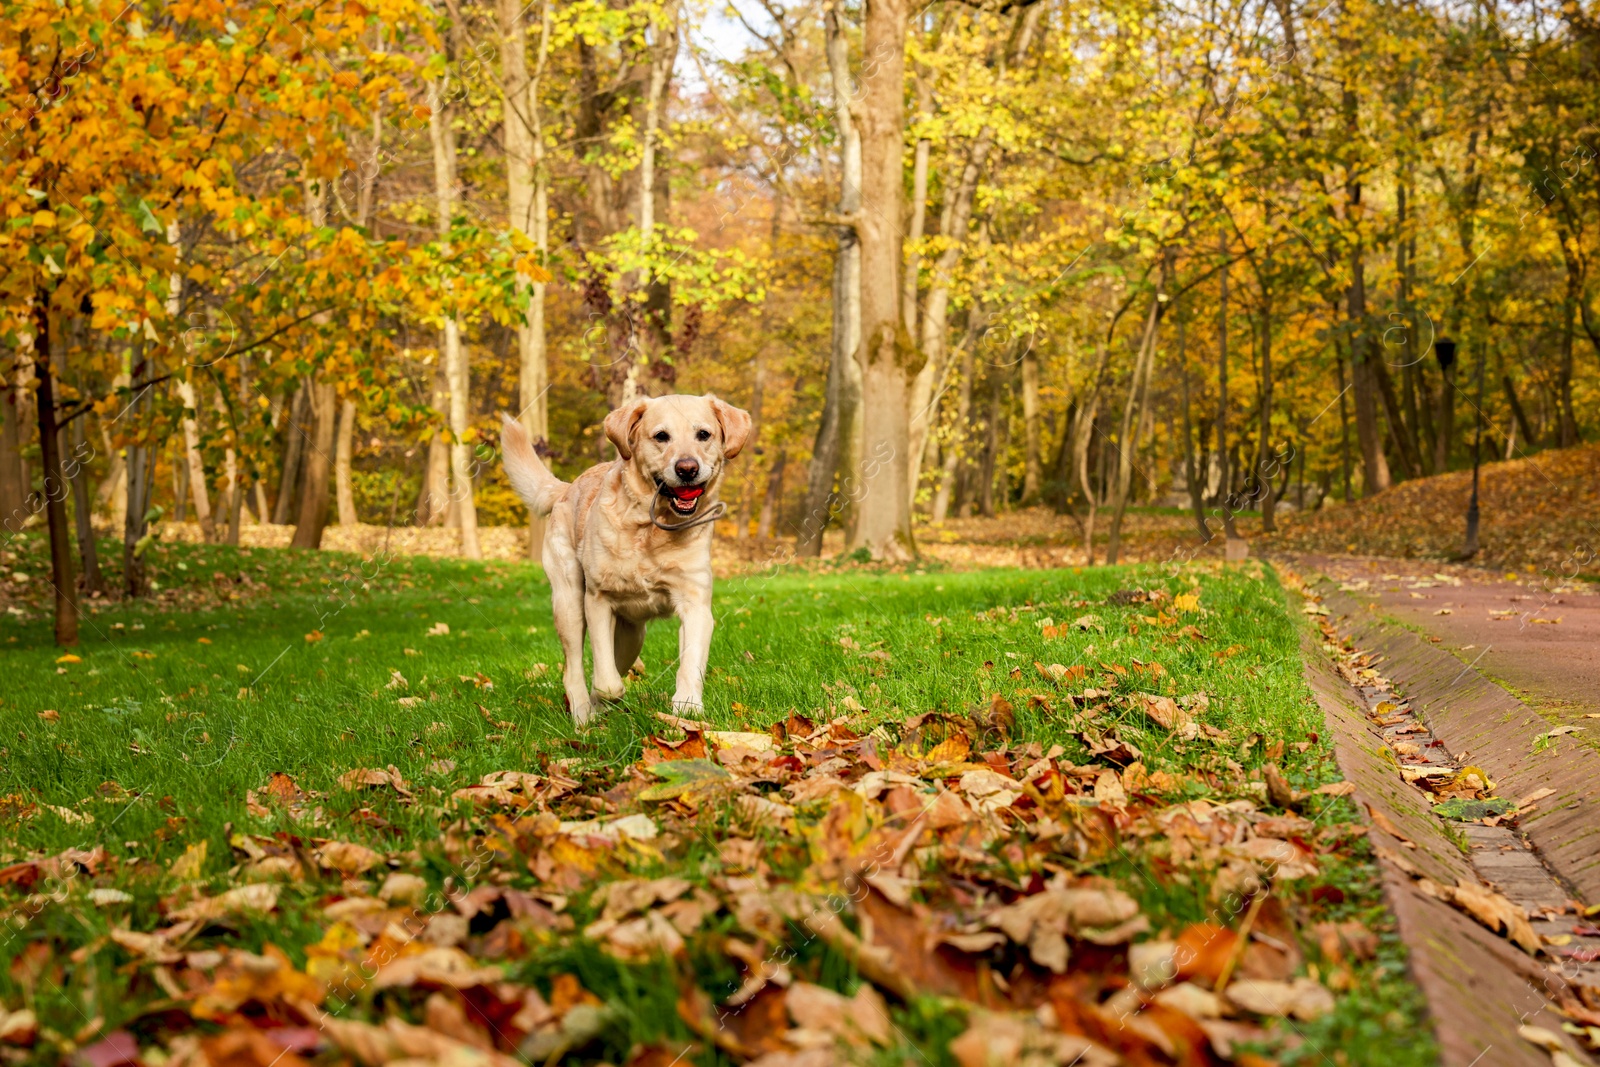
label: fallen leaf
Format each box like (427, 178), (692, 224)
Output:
(1224, 977), (1335, 1020)
(1135, 693), (1189, 731)
(338, 766), (414, 800)
(784, 981), (892, 1046)
(950, 1011), (1117, 1067)
(638, 759), (732, 803)
(316, 840), (382, 876)
(1364, 803), (1412, 844)
(987, 882), (1147, 972)
(1432, 797), (1515, 821)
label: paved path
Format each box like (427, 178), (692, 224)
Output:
(1289, 554), (1600, 729)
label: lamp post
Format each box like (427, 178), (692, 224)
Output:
(1463, 344), (1486, 558)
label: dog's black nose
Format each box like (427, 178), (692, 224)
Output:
(674, 458), (700, 482)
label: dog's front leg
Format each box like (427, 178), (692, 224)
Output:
(672, 592), (714, 711)
(585, 591), (627, 703)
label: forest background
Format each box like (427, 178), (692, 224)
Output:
(4, 0), (1598, 645)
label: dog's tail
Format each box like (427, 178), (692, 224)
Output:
(500, 414), (566, 518)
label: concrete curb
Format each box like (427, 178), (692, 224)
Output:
(1317, 584), (1600, 904)
(1298, 624), (1586, 1066)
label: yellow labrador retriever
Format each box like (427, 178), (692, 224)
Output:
(500, 394), (752, 725)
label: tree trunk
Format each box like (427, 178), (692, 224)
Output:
(96, 365), (129, 532)
(212, 388), (242, 547)
(1502, 375), (1536, 450)
(176, 376), (214, 540)
(1073, 342), (1110, 562)
(0, 355), (28, 527)
(123, 341), (153, 598)
(756, 450), (787, 538)
(430, 66), (480, 559)
(797, 3), (863, 558)
(32, 297), (78, 646)
(906, 8), (1039, 513)
(1106, 293), (1162, 563)
(979, 372), (1002, 519)
(290, 380), (336, 549)
(933, 315), (981, 522)
(737, 350), (766, 539)
(1346, 205), (1384, 493)
(67, 392), (105, 597)
(905, 136), (990, 512)
(336, 397), (358, 525)
(505, 0), (552, 559)
(1337, 349), (1354, 501)
(1256, 281), (1277, 532)
(1020, 345), (1041, 503)
(273, 384), (309, 524)
(446, 319), (480, 558)
(1217, 246), (1240, 538)
(1558, 281), (1580, 447)
(419, 365), (451, 525)
(848, 0), (914, 560)
(1179, 316), (1209, 541)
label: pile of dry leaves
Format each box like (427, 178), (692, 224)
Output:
(3, 691), (1387, 1067)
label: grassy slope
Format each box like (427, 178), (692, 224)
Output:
(0, 540), (1432, 1065)
(1274, 442), (1600, 578)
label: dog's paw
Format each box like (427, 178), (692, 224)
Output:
(591, 682), (626, 704)
(671, 695), (704, 713)
(570, 701), (596, 728)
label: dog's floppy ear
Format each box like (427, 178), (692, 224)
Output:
(708, 395), (753, 459)
(603, 398), (650, 460)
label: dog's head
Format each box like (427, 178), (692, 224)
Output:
(604, 394), (753, 517)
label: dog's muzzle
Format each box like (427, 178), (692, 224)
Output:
(661, 482), (705, 516)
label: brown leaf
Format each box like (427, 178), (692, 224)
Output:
(1173, 923), (1239, 985)
(784, 981), (892, 1046)
(337, 765), (414, 800)
(549, 973), (602, 1016)
(950, 1011), (1117, 1067)
(712, 983), (791, 1056)
(851, 890), (989, 1003)
(1446, 879), (1540, 954)
(1134, 693), (1189, 731)
(371, 947), (504, 991)
(983, 692), (1016, 740)
(200, 1028), (313, 1067)
(315, 1013), (524, 1067)
(1312, 921), (1378, 964)
(1363, 803), (1412, 845)
(315, 840), (382, 876)
(644, 731), (708, 762)
(1224, 977), (1336, 1020)
(987, 881), (1147, 973)
(265, 772), (301, 803)
(1263, 763), (1298, 809)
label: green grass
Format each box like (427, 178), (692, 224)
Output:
(0, 536), (1435, 1065)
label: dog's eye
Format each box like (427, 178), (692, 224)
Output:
(696, 429), (711, 441)
(653, 431), (670, 443)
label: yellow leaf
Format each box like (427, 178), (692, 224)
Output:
(169, 841), (208, 881)
(55, 654), (81, 664)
